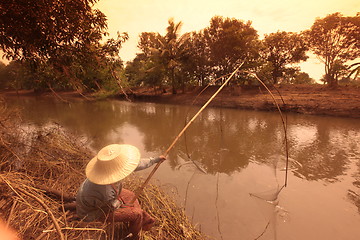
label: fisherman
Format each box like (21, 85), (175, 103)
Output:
(76, 144), (166, 240)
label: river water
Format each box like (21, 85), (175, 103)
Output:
(3, 96), (360, 240)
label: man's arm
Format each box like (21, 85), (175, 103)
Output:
(104, 184), (122, 209)
(135, 155), (166, 171)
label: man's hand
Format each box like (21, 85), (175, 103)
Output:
(158, 155), (166, 162)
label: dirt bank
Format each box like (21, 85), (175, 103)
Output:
(123, 84), (360, 119)
(2, 84), (360, 118)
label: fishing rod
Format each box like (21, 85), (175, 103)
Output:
(130, 63), (244, 203)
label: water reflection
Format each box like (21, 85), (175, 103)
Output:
(4, 97), (360, 182)
(3, 96), (360, 239)
(349, 152), (360, 214)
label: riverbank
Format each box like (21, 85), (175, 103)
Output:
(118, 84), (360, 118)
(1, 84), (360, 118)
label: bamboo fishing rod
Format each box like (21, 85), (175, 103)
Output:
(130, 63), (244, 203)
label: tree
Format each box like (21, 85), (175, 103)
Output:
(347, 62), (360, 81)
(134, 19), (191, 93)
(305, 12), (360, 86)
(262, 31), (308, 84)
(0, 0), (130, 92)
(134, 32), (166, 88)
(186, 31), (212, 86)
(158, 18), (191, 93)
(55, 32), (128, 92)
(125, 53), (165, 91)
(291, 72), (316, 84)
(0, 0), (107, 61)
(0, 62), (7, 88)
(203, 16), (261, 83)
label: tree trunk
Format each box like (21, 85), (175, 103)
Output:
(171, 68), (177, 94)
(325, 73), (338, 87)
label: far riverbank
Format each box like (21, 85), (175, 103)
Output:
(1, 84), (360, 118)
(118, 84), (360, 119)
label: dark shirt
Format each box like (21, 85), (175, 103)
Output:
(76, 157), (160, 221)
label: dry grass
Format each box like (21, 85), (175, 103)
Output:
(0, 99), (208, 240)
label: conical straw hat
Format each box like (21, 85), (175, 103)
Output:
(85, 144), (140, 185)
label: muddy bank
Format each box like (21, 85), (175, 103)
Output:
(2, 84), (360, 118)
(121, 84), (360, 119)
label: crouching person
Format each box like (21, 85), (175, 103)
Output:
(76, 144), (165, 239)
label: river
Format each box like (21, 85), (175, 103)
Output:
(3, 96), (360, 240)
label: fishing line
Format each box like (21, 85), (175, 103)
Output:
(181, 72), (233, 171)
(254, 221), (270, 240)
(249, 72), (290, 187)
(181, 72), (234, 220)
(246, 72), (290, 239)
(182, 72), (232, 163)
(215, 96), (225, 240)
(184, 171), (196, 209)
(130, 63), (244, 203)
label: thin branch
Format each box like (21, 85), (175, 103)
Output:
(47, 83), (70, 104)
(111, 68), (132, 102)
(16, 188), (65, 240)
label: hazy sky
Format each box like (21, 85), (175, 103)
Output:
(95, 0), (359, 80)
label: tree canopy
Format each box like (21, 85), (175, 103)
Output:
(262, 31), (308, 84)
(0, 0), (131, 92)
(0, 0), (107, 61)
(305, 12), (360, 86)
(203, 16), (261, 81)
(1, 6), (359, 93)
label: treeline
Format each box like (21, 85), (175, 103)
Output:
(0, 0), (359, 94)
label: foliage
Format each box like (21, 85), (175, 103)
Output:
(145, 19), (191, 93)
(203, 16), (261, 84)
(347, 62), (360, 81)
(262, 31), (308, 84)
(290, 72), (316, 84)
(125, 52), (165, 90)
(134, 32), (168, 88)
(128, 19), (192, 93)
(185, 31), (212, 86)
(161, 19), (192, 93)
(0, 62), (8, 89)
(51, 32), (129, 92)
(5, 5), (357, 93)
(305, 12), (360, 86)
(0, 0), (130, 92)
(128, 16), (262, 90)
(0, 33), (129, 92)
(0, 0), (107, 61)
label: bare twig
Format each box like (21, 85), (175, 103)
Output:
(16, 188), (65, 240)
(47, 83), (70, 104)
(6, 199), (17, 227)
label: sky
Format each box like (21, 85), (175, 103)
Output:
(95, 0), (360, 81)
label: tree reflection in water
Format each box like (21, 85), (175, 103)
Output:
(4, 97), (360, 239)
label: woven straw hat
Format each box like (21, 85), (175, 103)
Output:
(85, 144), (141, 185)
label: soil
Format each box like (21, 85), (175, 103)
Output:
(123, 84), (360, 119)
(1, 84), (360, 118)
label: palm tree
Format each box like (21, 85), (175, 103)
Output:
(157, 18), (191, 94)
(347, 62), (360, 81)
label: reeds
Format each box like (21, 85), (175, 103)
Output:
(0, 100), (208, 240)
